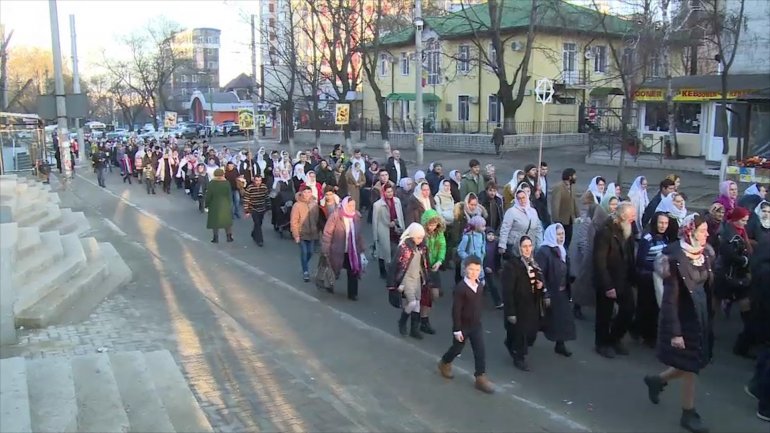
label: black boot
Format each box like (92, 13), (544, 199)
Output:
(680, 408), (709, 433)
(398, 312), (408, 336)
(409, 312), (423, 340)
(211, 232), (219, 243)
(226, 233), (234, 243)
(420, 317), (436, 335)
(643, 375), (667, 404)
(555, 341), (572, 357)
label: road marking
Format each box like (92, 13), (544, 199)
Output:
(75, 172), (590, 432)
(102, 217), (127, 236)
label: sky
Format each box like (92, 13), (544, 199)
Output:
(0, 0), (260, 87)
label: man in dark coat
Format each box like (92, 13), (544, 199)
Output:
(385, 150), (408, 183)
(425, 163), (444, 196)
(478, 182), (504, 233)
(491, 124), (504, 156)
(593, 202), (638, 358)
(524, 163), (551, 227)
(642, 178), (676, 227)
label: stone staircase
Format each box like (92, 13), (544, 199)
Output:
(0, 350), (213, 433)
(0, 175), (131, 330)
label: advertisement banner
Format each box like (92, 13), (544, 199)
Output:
(163, 111), (177, 128)
(634, 88), (755, 102)
(335, 103), (350, 125)
(238, 108), (255, 130)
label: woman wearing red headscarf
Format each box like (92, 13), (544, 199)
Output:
(714, 206), (754, 357)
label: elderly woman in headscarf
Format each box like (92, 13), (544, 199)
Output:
(628, 175), (650, 234)
(582, 176), (606, 207)
(484, 163), (498, 186)
(321, 196), (366, 300)
(503, 169), (526, 210)
(255, 146), (268, 176)
(413, 169), (427, 185)
(292, 161), (307, 193)
(502, 235), (545, 371)
(435, 179), (456, 226)
(536, 223), (577, 359)
(405, 180), (435, 226)
(205, 168), (234, 243)
(448, 169), (462, 202)
(499, 184), (543, 257)
(387, 222), (430, 339)
(656, 192), (688, 240)
(271, 168), (294, 231)
(396, 177), (415, 214)
(716, 180), (739, 219)
(345, 161), (366, 210)
(644, 213), (715, 433)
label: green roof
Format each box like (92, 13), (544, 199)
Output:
(386, 93), (442, 102)
(378, 0), (634, 47)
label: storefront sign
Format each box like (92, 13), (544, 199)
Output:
(634, 88), (755, 101)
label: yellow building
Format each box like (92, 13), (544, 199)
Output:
(363, 0), (632, 134)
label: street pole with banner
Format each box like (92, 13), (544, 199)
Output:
(250, 14), (259, 150)
(535, 78), (554, 176)
(414, 0), (424, 165)
(335, 103), (350, 129)
(49, 0), (72, 184)
(238, 108), (254, 152)
(69, 14), (85, 165)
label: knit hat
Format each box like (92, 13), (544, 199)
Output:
(524, 163), (536, 174)
(213, 168), (225, 177)
(727, 206), (750, 222)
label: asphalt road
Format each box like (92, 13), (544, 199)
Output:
(56, 151), (763, 432)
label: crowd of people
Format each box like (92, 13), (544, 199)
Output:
(80, 135), (769, 432)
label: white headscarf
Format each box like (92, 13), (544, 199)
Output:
(350, 162), (362, 182)
(293, 163), (306, 182)
(587, 176), (604, 203)
(605, 182), (618, 200)
(256, 147), (267, 173)
(413, 180), (432, 211)
(656, 192), (687, 222)
(756, 200), (770, 229)
(398, 177), (414, 191)
(414, 170), (426, 183)
(542, 223), (567, 262)
(399, 222), (426, 246)
(745, 183), (761, 197)
(628, 176), (649, 207)
(449, 170), (461, 186)
(514, 184), (532, 210)
(509, 170), (524, 189)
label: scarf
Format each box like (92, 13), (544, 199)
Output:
(508, 170), (523, 189)
(679, 239), (705, 266)
(587, 176), (604, 204)
(413, 181), (432, 212)
(399, 222), (426, 246)
(386, 195), (399, 237)
(542, 223), (567, 262)
(744, 183), (761, 197)
(449, 170), (461, 187)
(756, 200), (770, 229)
(656, 193), (687, 222)
(340, 197), (362, 275)
(678, 214), (705, 265)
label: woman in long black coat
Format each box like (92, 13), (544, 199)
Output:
(536, 223), (577, 357)
(643, 214), (714, 433)
(502, 235), (545, 372)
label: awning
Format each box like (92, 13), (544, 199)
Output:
(590, 87), (624, 97)
(386, 93), (442, 103)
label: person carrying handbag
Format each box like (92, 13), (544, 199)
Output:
(387, 223), (431, 339)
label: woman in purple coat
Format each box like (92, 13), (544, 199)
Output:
(321, 196), (366, 301)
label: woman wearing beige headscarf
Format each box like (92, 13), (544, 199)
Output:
(345, 161), (366, 210)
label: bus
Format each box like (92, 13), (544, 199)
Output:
(84, 121), (106, 139)
(0, 112), (47, 175)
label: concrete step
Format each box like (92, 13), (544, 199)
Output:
(14, 233), (87, 317)
(15, 226), (42, 259)
(13, 231), (64, 287)
(109, 352), (175, 433)
(57, 209), (90, 237)
(144, 351), (213, 433)
(26, 357), (78, 433)
(25, 205), (63, 232)
(71, 354), (130, 433)
(15, 201), (51, 227)
(0, 357), (32, 433)
(15, 240), (131, 328)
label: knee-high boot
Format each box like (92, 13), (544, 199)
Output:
(398, 312), (408, 336)
(409, 312), (423, 339)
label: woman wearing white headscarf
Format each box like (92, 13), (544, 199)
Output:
(345, 161), (366, 210)
(292, 162), (306, 193)
(405, 180), (434, 225)
(582, 176), (606, 206)
(255, 147), (268, 177)
(414, 170), (427, 184)
(629, 176), (650, 232)
(435, 179), (456, 225)
(499, 184), (543, 256)
(656, 192), (687, 239)
(503, 169), (526, 210)
(387, 222), (429, 339)
(448, 169), (462, 202)
(536, 223), (577, 358)
(738, 183), (767, 213)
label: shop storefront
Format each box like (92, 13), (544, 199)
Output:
(634, 74), (770, 161)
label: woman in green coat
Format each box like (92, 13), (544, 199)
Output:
(205, 168), (234, 243)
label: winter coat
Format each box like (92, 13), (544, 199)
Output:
(425, 171), (444, 196)
(479, 193), (504, 233)
(290, 192), (320, 241)
(386, 239), (430, 292)
(459, 173), (484, 200)
(655, 243), (714, 373)
(321, 209), (365, 275)
(535, 245), (576, 342)
(316, 167), (335, 188)
(204, 179), (234, 229)
(405, 194), (434, 226)
(385, 158), (408, 183)
(550, 181), (579, 226)
(593, 218), (636, 296)
(749, 235), (770, 344)
(372, 197), (405, 264)
(421, 209), (447, 267)
(450, 201), (488, 252)
(501, 257), (543, 338)
(345, 169), (366, 208)
(458, 231), (486, 278)
(714, 222), (752, 300)
(499, 204), (543, 254)
(434, 191), (456, 225)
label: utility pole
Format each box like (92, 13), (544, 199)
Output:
(49, 0), (72, 183)
(69, 14), (85, 164)
(414, 0), (424, 165)
(250, 14), (259, 151)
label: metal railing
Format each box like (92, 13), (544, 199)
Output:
(356, 119), (580, 135)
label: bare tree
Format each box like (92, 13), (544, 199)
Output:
(701, 0), (746, 179)
(295, 0), (325, 151)
(0, 29), (12, 110)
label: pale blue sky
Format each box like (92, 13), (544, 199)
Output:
(0, 0), (260, 86)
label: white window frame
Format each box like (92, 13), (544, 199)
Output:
(562, 42), (578, 84)
(458, 95), (470, 121)
(426, 40), (441, 85)
(458, 45), (470, 73)
(379, 53), (390, 77)
(488, 43), (498, 69)
(400, 100), (410, 119)
(488, 95), (502, 123)
(594, 45), (607, 73)
(400, 52), (410, 76)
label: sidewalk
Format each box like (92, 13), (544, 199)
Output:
(586, 149), (721, 176)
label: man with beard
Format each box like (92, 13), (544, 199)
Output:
(551, 168), (580, 248)
(593, 202), (637, 358)
(524, 163), (551, 227)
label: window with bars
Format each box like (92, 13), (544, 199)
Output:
(458, 45), (470, 73)
(426, 40), (441, 85)
(458, 95), (470, 121)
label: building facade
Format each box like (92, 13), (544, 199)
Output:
(363, 1), (630, 134)
(164, 28), (222, 118)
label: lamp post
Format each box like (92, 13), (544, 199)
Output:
(414, 1), (424, 165)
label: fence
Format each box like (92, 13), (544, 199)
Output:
(362, 118), (580, 135)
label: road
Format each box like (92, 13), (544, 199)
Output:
(36, 146), (761, 432)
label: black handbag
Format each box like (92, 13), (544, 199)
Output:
(388, 289), (402, 308)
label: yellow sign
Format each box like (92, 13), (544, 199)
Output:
(634, 88), (755, 102)
(256, 114), (267, 127)
(163, 111), (177, 128)
(238, 109), (254, 130)
(335, 103), (350, 125)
